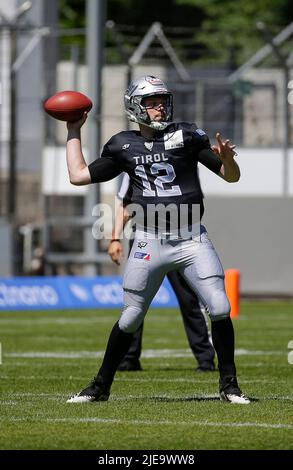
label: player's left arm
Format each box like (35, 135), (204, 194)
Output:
(212, 132), (240, 182)
(108, 204), (132, 265)
(194, 126), (240, 183)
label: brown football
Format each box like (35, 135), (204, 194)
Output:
(43, 90), (93, 122)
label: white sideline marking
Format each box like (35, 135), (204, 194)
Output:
(4, 348), (285, 359)
(0, 416), (292, 430)
(116, 378), (292, 385)
(0, 316), (180, 326)
(5, 393), (64, 397)
(0, 376), (292, 387)
(5, 351), (104, 359)
(48, 418), (293, 430)
(0, 317), (117, 325)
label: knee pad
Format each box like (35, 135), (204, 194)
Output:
(118, 305), (145, 333)
(208, 290), (230, 322)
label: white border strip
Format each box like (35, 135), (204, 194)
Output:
(4, 348), (285, 359)
(0, 416), (292, 430)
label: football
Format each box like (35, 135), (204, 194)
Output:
(43, 90), (93, 122)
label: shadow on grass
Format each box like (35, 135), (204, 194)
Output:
(142, 367), (217, 373)
(109, 395), (260, 403)
(150, 395), (220, 402)
(149, 396), (259, 403)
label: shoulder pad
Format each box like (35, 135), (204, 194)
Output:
(105, 130), (137, 153)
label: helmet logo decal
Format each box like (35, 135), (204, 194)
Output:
(146, 76), (163, 85)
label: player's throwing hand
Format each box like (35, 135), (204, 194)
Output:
(66, 111), (88, 131)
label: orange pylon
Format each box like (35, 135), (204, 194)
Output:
(225, 269), (240, 318)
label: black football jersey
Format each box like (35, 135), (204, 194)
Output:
(88, 122), (222, 231)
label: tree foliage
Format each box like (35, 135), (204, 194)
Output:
(59, 0), (204, 28)
(58, 0), (293, 66)
(59, 0), (85, 29)
(177, 0), (293, 64)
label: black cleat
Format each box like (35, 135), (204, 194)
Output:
(67, 376), (110, 403)
(219, 376), (250, 404)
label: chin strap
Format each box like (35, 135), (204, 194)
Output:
(149, 121), (169, 130)
(125, 110), (169, 131)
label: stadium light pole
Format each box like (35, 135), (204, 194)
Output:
(8, 25), (17, 220)
(257, 22), (291, 196)
(1, 1), (32, 220)
(84, 0), (105, 275)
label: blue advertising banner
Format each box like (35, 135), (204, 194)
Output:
(0, 276), (178, 310)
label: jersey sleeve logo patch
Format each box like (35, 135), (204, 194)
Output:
(164, 129), (184, 150)
(134, 252), (151, 261)
(122, 143), (130, 150)
(195, 128), (206, 136)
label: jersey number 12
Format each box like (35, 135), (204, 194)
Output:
(135, 163), (182, 197)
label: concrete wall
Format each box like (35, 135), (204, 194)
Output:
(203, 197), (293, 295)
(242, 68), (293, 146)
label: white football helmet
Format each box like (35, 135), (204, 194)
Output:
(124, 75), (173, 130)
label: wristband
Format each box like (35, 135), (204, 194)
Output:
(110, 239), (121, 243)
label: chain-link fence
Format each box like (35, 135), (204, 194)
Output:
(1, 24), (293, 276)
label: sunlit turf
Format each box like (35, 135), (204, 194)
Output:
(0, 301), (292, 450)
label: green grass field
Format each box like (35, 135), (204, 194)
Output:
(0, 301), (292, 450)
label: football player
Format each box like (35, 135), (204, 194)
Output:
(66, 75), (250, 404)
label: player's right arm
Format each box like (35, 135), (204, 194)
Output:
(66, 114), (91, 185)
(66, 113), (122, 185)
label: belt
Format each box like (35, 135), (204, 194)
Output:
(136, 223), (204, 241)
